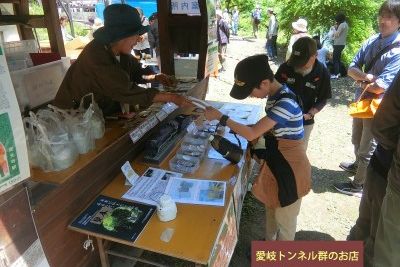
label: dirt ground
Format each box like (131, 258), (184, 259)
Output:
(206, 36), (361, 267)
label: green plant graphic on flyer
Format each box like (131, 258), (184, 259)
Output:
(0, 113), (20, 180)
(0, 46), (3, 56)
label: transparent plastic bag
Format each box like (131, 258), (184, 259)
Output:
(23, 116), (79, 171)
(79, 93), (105, 139)
(48, 104), (95, 154)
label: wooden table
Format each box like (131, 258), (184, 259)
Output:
(68, 101), (262, 266)
(69, 131), (251, 266)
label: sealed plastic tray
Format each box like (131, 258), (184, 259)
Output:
(169, 153), (200, 173)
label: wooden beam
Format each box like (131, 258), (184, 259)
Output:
(0, 0), (20, 3)
(41, 0), (65, 57)
(0, 15), (46, 28)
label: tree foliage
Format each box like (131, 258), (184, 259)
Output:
(221, 0), (383, 65)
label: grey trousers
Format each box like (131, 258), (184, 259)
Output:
(303, 124), (314, 151)
(352, 118), (377, 186)
(373, 181), (400, 267)
(347, 165), (387, 267)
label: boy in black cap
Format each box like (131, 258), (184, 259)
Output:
(205, 54), (311, 240)
(275, 37), (332, 150)
(54, 4), (190, 115)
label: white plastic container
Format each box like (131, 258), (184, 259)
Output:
(10, 58), (70, 111)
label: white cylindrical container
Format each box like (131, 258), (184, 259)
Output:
(156, 195), (177, 222)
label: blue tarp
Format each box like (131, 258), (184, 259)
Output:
(95, 0), (157, 21)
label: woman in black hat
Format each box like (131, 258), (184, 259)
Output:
(54, 4), (190, 116)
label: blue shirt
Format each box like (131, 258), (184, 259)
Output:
(349, 31), (400, 100)
(265, 85), (304, 140)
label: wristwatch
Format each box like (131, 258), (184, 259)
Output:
(219, 115), (229, 126)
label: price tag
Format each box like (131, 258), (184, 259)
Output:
(186, 121), (197, 133)
(155, 110), (168, 121)
(162, 102), (178, 114)
(129, 128), (143, 144)
(147, 115), (159, 128)
(121, 161), (139, 185)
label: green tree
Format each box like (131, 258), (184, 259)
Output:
(270, 0), (382, 64)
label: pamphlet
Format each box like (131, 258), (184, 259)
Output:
(165, 177), (226, 207)
(70, 195), (155, 242)
(122, 167), (182, 206)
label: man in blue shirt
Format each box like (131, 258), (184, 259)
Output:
(335, 0), (400, 196)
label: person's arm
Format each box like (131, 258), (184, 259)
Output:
(373, 72), (400, 150)
(334, 23), (344, 38)
(368, 53), (400, 95)
(347, 38), (370, 81)
(205, 106), (277, 141)
(310, 67), (332, 114)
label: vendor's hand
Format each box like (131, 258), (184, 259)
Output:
(155, 73), (178, 87)
(205, 106), (223, 121)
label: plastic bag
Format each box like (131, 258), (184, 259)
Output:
(79, 93), (105, 139)
(48, 104), (95, 154)
(23, 114), (79, 171)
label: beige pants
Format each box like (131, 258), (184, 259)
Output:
(265, 198), (302, 241)
(303, 124), (314, 151)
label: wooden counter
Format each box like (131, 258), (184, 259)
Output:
(28, 78), (209, 267)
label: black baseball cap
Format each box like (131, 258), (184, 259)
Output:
(288, 37), (317, 68)
(230, 54), (274, 100)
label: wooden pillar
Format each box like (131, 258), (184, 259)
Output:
(41, 0), (66, 56)
(157, 0), (174, 75)
(15, 0), (34, 40)
(196, 0), (208, 79)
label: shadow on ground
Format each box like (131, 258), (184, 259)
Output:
(311, 166), (354, 194)
(329, 77), (355, 107)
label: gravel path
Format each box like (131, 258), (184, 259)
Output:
(206, 37), (361, 266)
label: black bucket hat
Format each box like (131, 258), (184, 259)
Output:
(230, 54), (274, 100)
(93, 4), (149, 45)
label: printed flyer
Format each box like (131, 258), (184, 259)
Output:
(0, 44), (30, 194)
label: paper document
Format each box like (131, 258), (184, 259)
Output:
(122, 167), (182, 206)
(165, 177), (226, 206)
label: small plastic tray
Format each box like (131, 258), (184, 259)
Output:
(169, 153), (200, 173)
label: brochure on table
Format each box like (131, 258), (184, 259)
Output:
(123, 167), (227, 207)
(165, 177), (226, 206)
(0, 43), (30, 194)
(122, 167), (183, 206)
(70, 195), (155, 242)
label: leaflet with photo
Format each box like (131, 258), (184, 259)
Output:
(122, 167), (182, 206)
(165, 177), (226, 207)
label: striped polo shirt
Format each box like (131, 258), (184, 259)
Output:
(265, 85), (304, 140)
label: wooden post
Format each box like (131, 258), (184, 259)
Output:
(157, 0), (174, 75)
(15, 0), (34, 40)
(41, 0), (66, 56)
